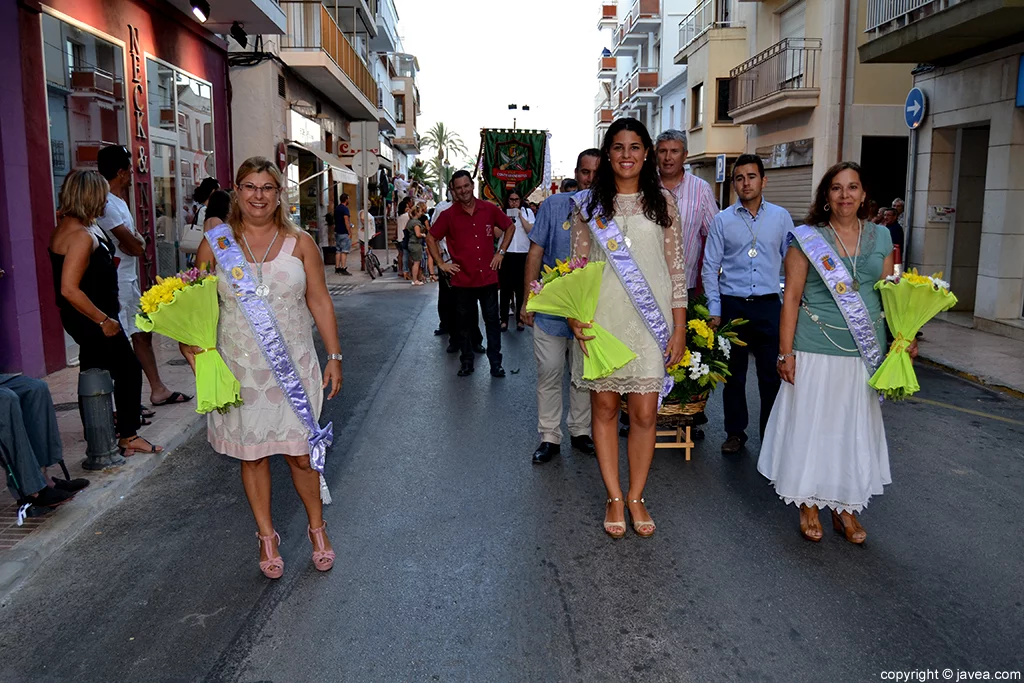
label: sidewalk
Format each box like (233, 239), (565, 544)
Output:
(0, 261), (393, 602)
(0, 335), (204, 601)
(917, 318), (1024, 395)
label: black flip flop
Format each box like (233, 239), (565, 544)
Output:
(140, 405), (156, 419)
(151, 391), (193, 406)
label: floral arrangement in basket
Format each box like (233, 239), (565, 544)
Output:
(526, 257), (637, 380)
(868, 268), (957, 400)
(664, 296), (747, 407)
(135, 266), (242, 414)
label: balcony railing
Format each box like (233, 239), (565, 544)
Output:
(614, 0), (660, 46)
(280, 1), (377, 104)
(729, 38), (821, 110)
(629, 67), (659, 96)
(596, 108), (614, 124)
(378, 81), (395, 114)
(600, 1), (618, 23)
(598, 55), (617, 73)
(679, 0), (742, 53)
(865, 0), (940, 32)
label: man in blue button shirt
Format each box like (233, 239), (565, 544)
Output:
(520, 149), (600, 464)
(703, 154), (795, 454)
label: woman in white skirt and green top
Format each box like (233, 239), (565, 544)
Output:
(758, 161), (917, 544)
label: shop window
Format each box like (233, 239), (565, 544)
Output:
(146, 57), (216, 276)
(715, 79), (733, 123)
(691, 83), (704, 129)
(42, 13), (128, 206)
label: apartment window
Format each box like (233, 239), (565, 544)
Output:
(395, 94), (406, 124)
(691, 83), (704, 129)
(715, 79), (733, 123)
(277, 74), (286, 98)
(325, 131), (334, 155)
(669, 104), (675, 129)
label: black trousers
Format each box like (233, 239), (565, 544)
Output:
(454, 284), (501, 368)
(721, 295), (782, 440)
(65, 317), (144, 438)
(499, 252), (528, 325)
(440, 273), (482, 345)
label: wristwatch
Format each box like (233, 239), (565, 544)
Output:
(497, 248), (506, 256)
(777, 352), (795, 363)
(327, 353), (343, 362)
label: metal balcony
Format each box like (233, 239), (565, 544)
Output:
(598, 1), (618, 29)
(728, 38), (821, 124)
(676, 0), (743, 64)
(612, 0), (661, 53)
(598, 55), (617, 80)
(628, 67), (659, 101)
(280, 1), (378, 121)
(596, 108), (615, 125)
(860, 0), (1024, 64)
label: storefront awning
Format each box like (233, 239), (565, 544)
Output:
(289, 142), (359, 186)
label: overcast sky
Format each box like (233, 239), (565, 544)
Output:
(397, 0), (607, 177)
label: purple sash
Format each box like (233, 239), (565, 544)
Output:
(574, 191), (673, 407)
(790, 225), (883, 376)
(206, 225), (333, 502)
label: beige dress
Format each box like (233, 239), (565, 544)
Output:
(207, 236), (324, 459)
(570, 191), (687, 394)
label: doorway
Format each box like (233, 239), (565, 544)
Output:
(945, 126), (990, 313)
(860, 135), (909, 210)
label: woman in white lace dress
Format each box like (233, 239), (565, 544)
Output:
(568, 118), (688, 539)
(194, 157), (343, 579)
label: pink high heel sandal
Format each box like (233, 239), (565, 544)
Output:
(257, 531), (284, 579)
(308, 523), (335, 572)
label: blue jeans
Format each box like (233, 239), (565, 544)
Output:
(0, 374), (63, 499)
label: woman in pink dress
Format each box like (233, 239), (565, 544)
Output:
(194, 157), (343, 579)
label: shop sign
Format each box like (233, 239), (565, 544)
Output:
(289, 110), (321, 146)
(128, 24), (154, 285)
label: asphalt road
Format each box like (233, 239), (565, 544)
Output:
(1, 280), (1022, 683)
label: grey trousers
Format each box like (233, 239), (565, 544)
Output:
(0, 374), (63, 499)
(533, 326), (591, 444)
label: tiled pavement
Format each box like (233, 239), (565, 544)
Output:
(918, 318), (1024, 395)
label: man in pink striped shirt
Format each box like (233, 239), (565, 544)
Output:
(656, 130), (719, 299)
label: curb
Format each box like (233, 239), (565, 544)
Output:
(0, 413), (206, 605)
(918, 354), (1024, 399)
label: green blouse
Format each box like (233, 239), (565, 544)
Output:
(792, 223), (892, 358)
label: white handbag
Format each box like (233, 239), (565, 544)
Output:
(179, 205), (206, 254)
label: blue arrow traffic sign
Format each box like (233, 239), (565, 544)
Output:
(905, 87), (926, 129)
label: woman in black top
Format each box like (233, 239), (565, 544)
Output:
(48, 170), (161, 455)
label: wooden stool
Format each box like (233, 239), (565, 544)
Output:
(655, 423), (697, 460)
(621, 398), (708, 462)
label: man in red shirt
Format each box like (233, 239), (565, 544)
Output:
(427, 170), (515, 377)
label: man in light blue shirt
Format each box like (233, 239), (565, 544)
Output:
(520, 149), (600, 464)
(702, 153), (795, 454)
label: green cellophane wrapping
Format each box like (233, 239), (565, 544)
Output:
(135, 277), (242, 414)
(525, 261), (637, 380)
(868, 279), (958, 400)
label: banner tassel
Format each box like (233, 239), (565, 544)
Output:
(319, 473), (332, 505)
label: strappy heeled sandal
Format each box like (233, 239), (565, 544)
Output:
(831, 510), (867, 545)
(604, 497), (626, 539)
(257, 531), (284, 579)
(627, 498), (656, 537)
(308, 523), (336, 571)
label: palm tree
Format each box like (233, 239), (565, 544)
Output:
(407, 160), (430, 186)
(427, 156), (455, 197)
(421, 122), (469, 167)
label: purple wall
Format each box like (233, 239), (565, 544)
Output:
(0, 0), (45, 376)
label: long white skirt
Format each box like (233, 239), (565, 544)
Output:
(757, 351), (891, 514)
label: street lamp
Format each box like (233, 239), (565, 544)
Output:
(508, 104), (530, 130)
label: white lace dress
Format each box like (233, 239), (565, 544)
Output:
(570, 192), (687, 394)
(207, 236), (324, 460)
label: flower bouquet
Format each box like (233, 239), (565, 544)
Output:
(525, 257), (636, 380)
(135, 267), (242, 414)
(664, 296), (748, 411)
(868, 269), (958, 400)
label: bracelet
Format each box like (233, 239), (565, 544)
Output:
(326, 353), (343, 362)
(97, 316), (110, 326)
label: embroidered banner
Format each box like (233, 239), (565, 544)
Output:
(478, 129), (546, 206)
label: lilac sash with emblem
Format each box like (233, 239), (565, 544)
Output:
(206, 225), (333, 502)
(790, 225), (883, 377)
(573, 191), (674, 407)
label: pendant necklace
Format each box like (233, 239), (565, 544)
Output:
(241, 229), (280, 298)
(828, 220), (863, 291)
(739, 204), (762, 258)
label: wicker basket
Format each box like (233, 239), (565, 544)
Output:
(619, 396), (709, 428)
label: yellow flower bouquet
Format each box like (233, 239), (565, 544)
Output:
(135, 267), (242, 414)
(869, 269), (957, 400)
(665, 296), (747, 404)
